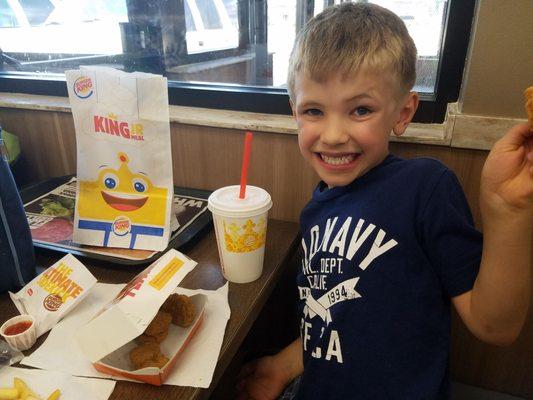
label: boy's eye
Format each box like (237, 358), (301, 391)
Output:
(304, 108), (323, 116)
(353, 107), (371, 116)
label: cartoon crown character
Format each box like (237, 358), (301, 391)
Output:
(77, 152), (168, 225)
(99, 152), (150, 212)
(223, 218), (266, 253)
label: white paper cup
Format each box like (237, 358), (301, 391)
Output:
(1, 314), (37, 351)
(208, 185), (273, 283)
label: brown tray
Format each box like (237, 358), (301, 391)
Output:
(20, 176), (212, 265)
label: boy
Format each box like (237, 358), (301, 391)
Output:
(236, 3), (532, 400)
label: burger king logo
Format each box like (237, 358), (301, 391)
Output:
(113, 216), (131, 236)
(73, 76), (94, 99)
(43, 293), (63, 312)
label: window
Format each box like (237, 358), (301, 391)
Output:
(0, 0), (475, 123)
(184, 0), (239, 54)
(19, 0), (54, 25)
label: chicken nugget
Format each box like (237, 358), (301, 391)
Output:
(129, 342), (160, 370)
(162, 294), (196, 327)
(160, 294), (177, 314)
(525, 86), (533, 130)
(140, 353), (169, 369)
(137, 329), (168, 344)
(144, 311), (172, 336)
(174, 294), (196, 327)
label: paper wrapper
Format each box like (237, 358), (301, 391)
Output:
(9, 253), (97, 338)
(0, 366), (116, 400)
(74, 249), (202, 384)
(21, 283), (230, 388)
(75, 250), (195, 361)
(94, 294), (207, 385)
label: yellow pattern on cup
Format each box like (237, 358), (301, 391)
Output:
(223, 218), (266, 253)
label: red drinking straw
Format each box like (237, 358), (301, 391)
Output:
(239, 131), (253, 199)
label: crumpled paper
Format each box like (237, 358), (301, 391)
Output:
(21, 282), (230, 388)
(0, 366), (116, 400)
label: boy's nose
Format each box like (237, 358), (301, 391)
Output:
(320, 117), (349, 146)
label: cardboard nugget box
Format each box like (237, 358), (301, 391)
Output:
(75, 249), (207, 385)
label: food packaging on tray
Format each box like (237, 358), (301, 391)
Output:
(9, 253), (97, 338)
(75, 249), (203, 385)
(66, 66), (175, 251)
(96, 294), (206, 385)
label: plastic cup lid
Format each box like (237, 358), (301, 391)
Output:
(208, 185), (272, 217)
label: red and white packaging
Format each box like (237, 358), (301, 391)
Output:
(75, 249), (205, 385)
(9, 254), (97, 337)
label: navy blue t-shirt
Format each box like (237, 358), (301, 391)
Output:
(296, 155), (482, 400)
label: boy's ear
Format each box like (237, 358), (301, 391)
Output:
(392, 92), (419, 136)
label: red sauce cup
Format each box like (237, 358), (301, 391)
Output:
(1, 314), (37, 351)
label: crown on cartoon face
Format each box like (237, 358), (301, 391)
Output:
(117, 152), (131, 173)
(223, 218), (266, 253)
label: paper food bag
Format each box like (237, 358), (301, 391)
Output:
(10, 253), (97, 337)
(66, 66), (173, 251)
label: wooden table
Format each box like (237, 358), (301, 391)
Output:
(0, 219), (300, 400)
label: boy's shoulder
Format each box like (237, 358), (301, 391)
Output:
(391, 155), (448, 171)
(386, 155), (452, 181)
(379, 155), (458, 198)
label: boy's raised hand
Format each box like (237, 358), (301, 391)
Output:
(480, 123), (533, 214)
(459, 123), (532, 345)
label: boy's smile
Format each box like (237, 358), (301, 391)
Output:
(291, 71), (418, 188)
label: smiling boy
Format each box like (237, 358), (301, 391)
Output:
(293, 69), (417, 187)
(236, 3), (532, 400)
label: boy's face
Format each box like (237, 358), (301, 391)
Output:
(291, 70), (418, 188)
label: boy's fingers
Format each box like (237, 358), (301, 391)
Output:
(499, 123), (532, 148)
(526, 137), (533, 155)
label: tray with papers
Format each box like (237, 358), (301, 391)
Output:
(20, 176), (212, 265)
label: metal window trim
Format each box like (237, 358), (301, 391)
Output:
(0, 0), (475, 123)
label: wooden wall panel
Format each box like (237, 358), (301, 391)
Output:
(56, 112), (77, 174)
(451, 305), (533, 398)
(170, 124), (318, 221)
(0, 107), (531, 397)
(0, 109), (76, 182)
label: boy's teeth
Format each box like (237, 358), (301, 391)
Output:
(320, 154), (355, 165)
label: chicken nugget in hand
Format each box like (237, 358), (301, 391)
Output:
(525, 86), (533, 131)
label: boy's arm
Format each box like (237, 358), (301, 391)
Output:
(453, 124), (533, 346)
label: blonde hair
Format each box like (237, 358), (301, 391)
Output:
(287, 2), (417, 100)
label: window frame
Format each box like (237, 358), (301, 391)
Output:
(0, 0), (476, 123)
